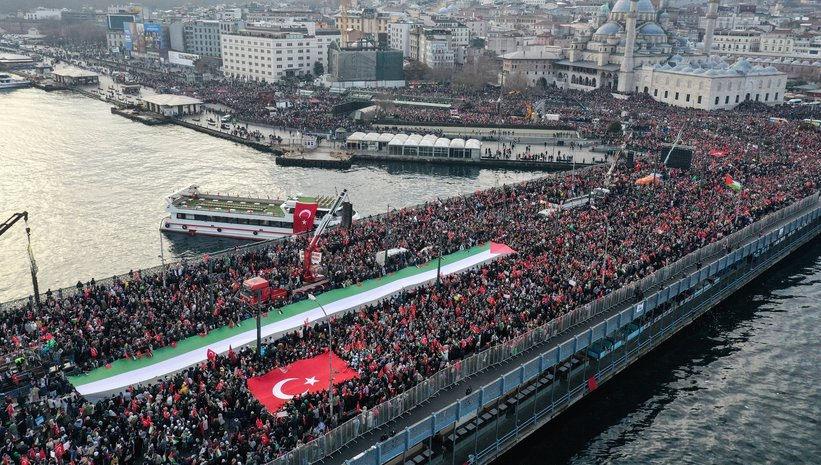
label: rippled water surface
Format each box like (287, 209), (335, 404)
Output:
(500, 241), (821, 465)
(0, 88), (542, 302)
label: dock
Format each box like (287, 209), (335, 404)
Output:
(110, 107), (168, 125)
(172, 119), (279, 153)
(276, 147), (353, 169)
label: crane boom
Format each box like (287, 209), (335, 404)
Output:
(303, 189), (349, 282)
(1, 212), (41, 308)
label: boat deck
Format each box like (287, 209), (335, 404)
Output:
(175, 196), (285, 217)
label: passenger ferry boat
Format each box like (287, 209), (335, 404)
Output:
(161, 186), (358, 240)
(0, 73), (30, 89)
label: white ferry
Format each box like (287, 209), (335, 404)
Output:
(161, 186), (358, 240)
(0, 73), (30, 89)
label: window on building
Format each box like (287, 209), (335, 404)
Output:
(675, 92), (679, 100)
(686, 94), (690, 102)
(715, 97), (719, 105)
(725, 96), (729, 104)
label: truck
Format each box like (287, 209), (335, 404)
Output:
(240, 277), (287, 306)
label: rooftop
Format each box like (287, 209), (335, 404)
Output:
(52, 67), (98, 78)
(141, 94), (202, 106)
(175, 195), (285, 217)
(500, 50), (561, 60)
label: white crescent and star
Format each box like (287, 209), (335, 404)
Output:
(271, 377), (319, 400)
(297, 209), (313, 226)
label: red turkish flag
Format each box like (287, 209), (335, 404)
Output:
(292, 201), (318, 234)
(247, 351), (358, 413)
(207, 349), (217, 361)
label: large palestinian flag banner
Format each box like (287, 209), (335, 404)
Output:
(68, 242), (515, 397)
(248, 351), (358, 413)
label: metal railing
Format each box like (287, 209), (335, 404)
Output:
(267, 191), (820, 465)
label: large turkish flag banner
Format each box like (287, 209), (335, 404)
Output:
(292, 201), (318, 234)
(247, 351), (359, 413)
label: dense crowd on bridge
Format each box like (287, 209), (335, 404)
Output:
(2, 44), (820, 465)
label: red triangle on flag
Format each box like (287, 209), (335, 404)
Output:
(490, 242), (516, 255)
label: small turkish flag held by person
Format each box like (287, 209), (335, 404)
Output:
(292, 200), (318, 234)
(587, 376), (598, 391)
(207, 349), (217, 361)
(247, 351), (358, 413)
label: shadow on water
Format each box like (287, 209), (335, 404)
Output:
(496, 240), (820, 465)
(162, 231), (252, 259)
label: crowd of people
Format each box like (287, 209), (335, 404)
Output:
(2, 43), (820, 465)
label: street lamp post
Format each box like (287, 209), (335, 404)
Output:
(256, 291), (263, 356)
(436, 227), (444, 288)
(383, 205), (391, 273)
(309, 294), (334, 422)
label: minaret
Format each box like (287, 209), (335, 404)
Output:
(703, 0), (719, 55)
(617, 0), (639, 93)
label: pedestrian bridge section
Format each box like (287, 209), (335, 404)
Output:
(264, 193), (819, 465)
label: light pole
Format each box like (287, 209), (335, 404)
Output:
(383, 204), (391, 273)
(308, 293), (334, 422)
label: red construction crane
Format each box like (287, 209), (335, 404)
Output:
(303, 189), (349, 283)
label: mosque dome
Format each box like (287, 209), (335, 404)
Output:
(638, 22), (666, 36)
(594, 21), (623, 36)
(611, 0), (656, 14)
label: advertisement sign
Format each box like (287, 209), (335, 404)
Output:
(168, 50), (199, 67)
(123, 21), (168, 58)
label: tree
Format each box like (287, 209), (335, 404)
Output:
(426, 66), (454, 83)
(404, 60), (430, 81)
(503, 71), (529, 92)
(313, 61), (324, 76)
(453, 54), (498, 90)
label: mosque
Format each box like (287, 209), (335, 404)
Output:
(501, 0), (787, 110)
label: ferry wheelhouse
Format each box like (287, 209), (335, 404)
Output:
(161, 186), (357, 240)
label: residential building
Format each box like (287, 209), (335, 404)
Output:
(336, 6), (402, 45)
(387, 21), (412, 56)
(409, 27), (455, 69)
(712, 29), (761, 53)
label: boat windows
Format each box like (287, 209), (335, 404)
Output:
(176, 213), (187, 219)
(182, 213), (292, 229)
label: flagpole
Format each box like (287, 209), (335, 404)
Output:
(309, 294), (334, 423)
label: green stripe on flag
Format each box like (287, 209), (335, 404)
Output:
(68, 243), (490, 387)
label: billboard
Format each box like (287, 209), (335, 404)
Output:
(123, 22), (169, 58)
(108, 14), (137, 31)
(168, 50), (200, 67)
